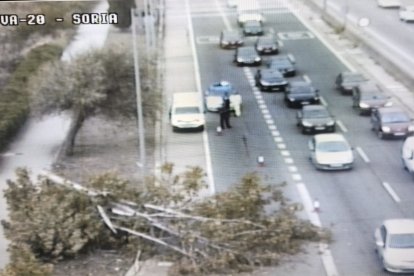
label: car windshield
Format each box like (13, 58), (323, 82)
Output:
(344, 74), (366, 83)
(245, 21), (260, 27)
(258, 38), (274, 45)
(382, 112), (410, 123)
(361, 93), (387, 100)
(270, 60), (290, 68)
(239, 48), (256, 55)
(316, 141), (349, 152)
(208, 85), (235, 96)
(389, 234), (414, 249)
(263, 75), (283, 82)
(303, 109), (329, 118)
(225, 33), (240, 40)
(290, 85), (312, 94)
(175, 107), (200, 115)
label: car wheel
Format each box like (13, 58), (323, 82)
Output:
(403, 159), (408, 171)
(377, 130), (384, 139)
(301, 126), (307, 134)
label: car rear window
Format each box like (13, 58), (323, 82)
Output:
(382, 112), (410, 123)
(175, 107), (200, 114)
(317, 141), (349, 152)
(389, 234), (414, 249)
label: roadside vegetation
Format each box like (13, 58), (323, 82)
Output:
(27, 48), (160, 156)
(0, 166), (329, 275)
(0, 1), (93, 151)
(0, 44), (62, 150)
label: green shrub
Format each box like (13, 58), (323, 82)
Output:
(0, 44), (62, 150)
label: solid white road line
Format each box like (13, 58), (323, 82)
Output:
(356, 147), (370, 163)
(336, 120), (348, 133)
(185, 0), (215, 195)
(296, 183), (339, 276)
(284, 0), (355, 72)
(382, 182), (401, 203)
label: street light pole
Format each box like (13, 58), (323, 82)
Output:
(131, 8), (146, 169)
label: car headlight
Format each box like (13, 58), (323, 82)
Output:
(221, 41), (229, 45)
(260, 80), (270, 85)
(408, 125), (414, 132)
(237, 58), (243, 62)
(359, 103), (369, 108)
(326, 120), (335, 126)
(288, 97), (295, 102)
(302, 121), (312, 127)
(254, 57), (261, 62)
(257, 46), (263, 50)
(343, 86), (353, 90)
(382, 126), (391, 132)
(384, 102), (393, 107)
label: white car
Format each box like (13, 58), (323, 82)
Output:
(377, 0), (401, 8)
(170, 92), (205, 132)
(204, 81), (242, 117)
(402, 136), (414, 173)
(375, 219), (414, 273)
(227, 0), (238, 8)
(308, 133), (354, 170)
(400, 6), (414, 22)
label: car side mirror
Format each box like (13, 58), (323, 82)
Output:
(375, 239), (384, 248)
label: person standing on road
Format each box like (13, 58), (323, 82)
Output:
(219, 93), (232, 129)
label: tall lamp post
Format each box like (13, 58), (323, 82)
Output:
(131, 8), (146, 169)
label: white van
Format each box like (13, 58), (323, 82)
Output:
(169, 92), (205, 132)
(402, 135), (414, 173)
(236, 0), (264, 26)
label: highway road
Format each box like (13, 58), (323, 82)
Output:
(317, 0), (414, 80)
(163, 0), (414, 275)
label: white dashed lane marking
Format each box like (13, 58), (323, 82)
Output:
(281, 150), (290, 156)
(284, 158), (294, 164)
(382, 182), (401, 203)
(336, 120), (348, 133)
(356, 147), (370, 163)
(277, 143), (287, 149)
(319, 96), (328, 106)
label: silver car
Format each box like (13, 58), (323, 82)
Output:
(375, 219), (414, 273)
(308, 133), (354, 170)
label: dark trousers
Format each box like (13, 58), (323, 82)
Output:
(220, 110), (231, 129)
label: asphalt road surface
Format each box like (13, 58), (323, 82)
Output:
(164, 0), (414, 275)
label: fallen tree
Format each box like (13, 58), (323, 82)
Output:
(1, 164), (330, 275)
